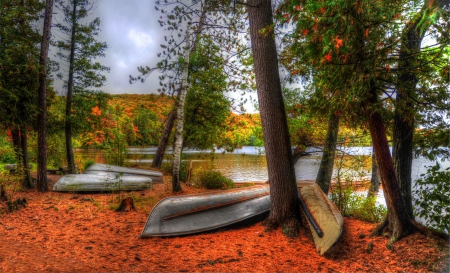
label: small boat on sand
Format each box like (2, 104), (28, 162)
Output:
(52, 173), (153, 192)
(140, 185), (270, 237)
(84, 163), (163, 183)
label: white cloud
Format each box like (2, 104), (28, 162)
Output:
(127, 29), (153, 51)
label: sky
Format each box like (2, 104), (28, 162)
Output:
(52, 0), (165, 95)
(50, 0), (260, 112)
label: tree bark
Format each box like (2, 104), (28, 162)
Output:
(172, 26), (190, 192)
(365, 82), (414, 241)
(37, 0), (54, 192)
(20, 126), (33, 189)
(315, 112), (340, 194)
(11, 128), (22, 163)
(393, 15), (424, 221)
(65, 0), (78, 174)
(248, 0), (300, 235)
(152, 101), (176, 169)
(367, 148), (380, 198)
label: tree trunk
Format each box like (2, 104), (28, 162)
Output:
(65, 0), (78, 174)
(365, 83), (414, 241)
(248, 0), (300, 236)
(36, 0), (53, 192)
(20, 126), (33, 189)
(11, 128), (22, 163)
(152, 102), (177, 169)
(393, 16), (424, 221)
(367, 148), (380, 198)
(316, 112), (340, 194)
(172, 26), (190, 192)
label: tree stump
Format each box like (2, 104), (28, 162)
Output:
(115, 197), (136, 212)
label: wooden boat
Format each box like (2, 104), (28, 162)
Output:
(52, 173), (153, 192)
(140, 185), (270, 237)
(84, 163), (163, 183)
(299, 183), (344, 255)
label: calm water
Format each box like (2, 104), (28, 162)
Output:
(77, 146), (449, 183)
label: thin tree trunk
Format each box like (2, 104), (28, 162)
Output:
(11, 128), (22, 163)
(248, 0), (300, 236)
(65, 0), (77, 174)
(368, 148), (380, 198)
(316, 112), (340, 194)
(365, 82), (414, 241)
(393, 16), (424, 221)
(152, 101), (177, 169)
(172, 26), (190, 192)
(37, 0), (53, 192)
(20, 126), (33, 189)
(171, 3), (208, 191)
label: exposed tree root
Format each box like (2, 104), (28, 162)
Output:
(115, 197), (136, 212)
(281, 217), (300, 238)
(262, 217), (280, 232)
(263, 216), (301, 238)
(371, 217), (416, 244)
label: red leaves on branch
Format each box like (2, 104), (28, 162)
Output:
(334, 36), (343, 49)
(324, 50), (332, 62)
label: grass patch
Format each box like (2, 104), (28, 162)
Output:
(193, 169), (235, 190)
(331, 182), (387, 223)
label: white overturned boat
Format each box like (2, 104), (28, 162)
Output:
(84, 163), (163, 183)
(140, 185), (270, 237)
(52, 173), (153, 192)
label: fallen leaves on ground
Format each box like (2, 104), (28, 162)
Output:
(0, 174), (448, 272)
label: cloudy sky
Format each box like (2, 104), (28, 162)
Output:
(52, 0), (165, 95)
(50, 0), (259, 112)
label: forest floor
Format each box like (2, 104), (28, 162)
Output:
(0, 173), (448, 273)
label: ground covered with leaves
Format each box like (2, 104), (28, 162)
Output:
(0, 174), (448, 272)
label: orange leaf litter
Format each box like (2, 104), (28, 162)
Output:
(0, 174), (448, 272)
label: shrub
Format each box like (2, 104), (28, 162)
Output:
(194, 169), (235, 190)
(0, 135), (16, 164)
(331, 183), (387, 223)
(414, 163), (450, 233)
(83, 158), (96, 171)
(161, 160), (189, 183)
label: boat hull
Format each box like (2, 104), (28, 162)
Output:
(84, 163), (163, 183)
(52, 173), (153, 192)
(299, 183), (344, 255)
(140, 185), (270, 237)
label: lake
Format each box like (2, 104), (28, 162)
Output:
(77, 146), (449, 184)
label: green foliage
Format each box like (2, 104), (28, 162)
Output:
(414, 163), (450, 233)
(161, 160), (189, 183)
(183, 40), (231, 151)
(193, 169), (235, 190)
(0, 135), (16, 164)
(0, 0), (42, 131)
(331, 183), (387, 223)
(83, 158), (95, 170)
(106, 128), (128, 166)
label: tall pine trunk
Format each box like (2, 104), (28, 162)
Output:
(37, 0), (53, 192)
(393, 16), (424, 220)
(172, 26), (190, 192)
(20, 126), (33, 189)
(65, 0), (77, 174)
(248, 0), (300, 235)
(11, 128), (22, 164)
(316, 112), (340, 194)
(152, 100), (177, 169)
(365, 82), (414, 241)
